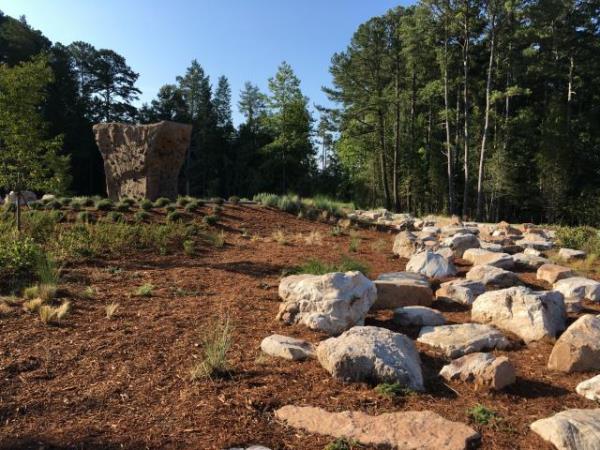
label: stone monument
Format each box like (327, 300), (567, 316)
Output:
(93, 121), (192, 201)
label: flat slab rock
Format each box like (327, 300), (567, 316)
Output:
(417, 323), (510, 358)
(553, 276), (600, 302)
(471, 287), (566, 343)
(436, 279), (486, 305)
(536, 263), (574, 284)
(373, 272), (433, 309)
(275, 405), (480, 450)
(260, 334), (314, 361)
(576, 374), (600, 402)
(393, 306), (446, 327)
(558, 247), (586, 262)
(406, 251), (457, 278)
(316, 326), (424, 390)
(548, 314), (600, 373)
(530, 408), (600, 450)
(512, 252), (549, 270)
(462, 249), (514, 269)
(466, 264), (521, 288)
(440, 352), (516, 391)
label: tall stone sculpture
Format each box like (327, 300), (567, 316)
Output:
(93, 121), (192, 201)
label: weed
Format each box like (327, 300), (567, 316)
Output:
(135, 283), (154, 297)
(190, 315), (234, 381)
(105, 302), (119, 319)
(77, 211), (96, 223)
(83, 286), (96, 299)
(183, 239), (195, 256)
(107, 211), (125, 223)
(272, 230), (288, 245)
(95, 199), (113, 211)
(348, 236), (361, 252)
(203, 214), (218, 226)
(153, 197), (170, 208)
(134, 210), (150, 223)
(166, 211), (184, 222)
(288, 256), (369, 276)
(374, 382), (415, 398)
(467, 404), (498, 425)
(139, 199), (153, 211)
(324, 437), (360, 450)
(23, 297), (43, 313)
(304, 230), (323, 245)
(39, 301), (70, 325)
(228, 195), (240, 205)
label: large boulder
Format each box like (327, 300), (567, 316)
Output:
(548, 314), (600, 373)
(417, 323), (510, 358)
(530, 409), (600, 450)
(392, 231), (420, 258)
(316, 326), (423, 390)
(260, 334), (315, 361)
(442, 233), (480, 258)
(93, 121), (192, 201)
(462, 249), (514, 269)
(536, 263), (574, 284)
(512, 252), (549, 271)
(471, 287), (565, 343)
(277, 271), (376, 335)
(406, 251), (457, 279)
(558, 248), (586, 262)
(576, 374), (600, 402)
(553, 276), (600, 302)
(439, 352), (516, 391)
(372, 272), (432, 309)
(274, 406), (480, 450)
(393, 306), (446, 327)
(466, 264), (521, 288)
(436, 279), (486, 306)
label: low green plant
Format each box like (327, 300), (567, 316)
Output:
(107, 211), (124, 223)
(288, 256), (369, 276)
(176, 196), (191, 207)
(253, 192), (279, 207)
(212, 205), (223, 214)
(45, 200), (62, 210)
(95, 199), (113, 211)
(183, 239), (195, 255)
(190, 315), (233, 381)
(115, 201), (130, 213)
(83, 286), (96, 299)
(48, 210), (64, 223)
(374, 382), (415, 398)
(184, 200), (199, 212)
(166, 211), (184, 222)
(348, 236), (360, 252)
(206, 231), (226, 248)
(135, 283), (154, 297)
(59, 197), (72, 206)
(165, 204), (177, 213)
(210, 197), (224, 205)
(467, 404), (498, 425)
(120, 197), (136, 207)
(77, 211), (95, 223)
(153, 197), (170, 208)
(228, 195), (240, 205)
(277, 195), (301, 213)
(39, 301), (70, 325)
(134, 210), (150, 223)
(324, 437), (360, 450)
(139, 199), (153, 211)
(203, 214), (218, 226)
(70, 200), (82, 211)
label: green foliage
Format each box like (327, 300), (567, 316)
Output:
(324, 438), (360, 450)
(277, 194), (301, 213)
(107, 211), (124, 223)
(114, 201), (130, 212)
(95, 199), (113, 211)
(139, 199), (153, 211)
(70, 200), (82, 211)
(190, 315), (234, 381)
(288, 256), (369, 276)
(154, 197), (170, 208)
(183, 239), (195, 256)
(556, 226), (598, 253)
(374, 382), (415, 398)
(203, 214), (218, 226)
(176, 196), (191, 207)
(165, 204), (177, 213)
(348, 236), (360, 253)
(77, 211), (95, 224)
(134, 210), (150, 223)
(228, 195), (240, 204)
(467, 404), (498, 425)
(120, 197), (136, 207)
(0, 237), (42, 290)
(135, 283), (154, 297)
(166, 211), (183, 222)
(44, 200), (62, 210)
(184, 200), (199, 212)
(210, 197), (224, 205)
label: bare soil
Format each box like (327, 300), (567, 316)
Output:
(1, 204), (598, 449)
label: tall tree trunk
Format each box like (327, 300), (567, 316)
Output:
(393, 59), (401, 212)
(443, 14), (454, 215)
(476, 11), (497, 221)
(379, 112), (390, 209)
(461, 2), (470, 220)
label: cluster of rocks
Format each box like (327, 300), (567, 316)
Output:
(262, 218), (600, 449)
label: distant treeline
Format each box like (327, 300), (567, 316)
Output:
(1, 3), (600, 225)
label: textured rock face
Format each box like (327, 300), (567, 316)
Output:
(536, 264), (574, 284)
(548, 314), (600, 373)
(439, 352), (516, 390)
(576, 374), (600, 401)
(373, 272), (432, 309)
(417, 323), (510, 358)
(558, 248), (586, 262)
(392, 231), (419, 258)
(530, 409), (600, 450)
(277, 272), (376, 335)
(275, 406), (480, 450)
(406, 251), (457, 278)
(260, 334), (314, 361)
(466, 264), (521, 288)
(512, 252), (548, 270)
(553, 277), (600, 302)
(442, 233), (480, 258)
(436, 279), (486, 305)
(471, 287), (565, 343)
(393, 306), (446, 327)
(316, 326), (424, 389)
(93, 121), (192, 201)
(516, 237), (553, 251)
(462, 249), (514, 269)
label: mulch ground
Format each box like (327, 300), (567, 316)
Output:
(1, 204), (599, 450)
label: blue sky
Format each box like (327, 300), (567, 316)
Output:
(1, 0), (406, 125)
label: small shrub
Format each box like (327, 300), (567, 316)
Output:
(45, 200), (62, 210)
(203, 214), (218, 226)
(135, 283), (154, 297)
(271, 230), (288, 245)
(140, 199), (153, 211)
(29, 201), (43, 210)
(105, 302), (119, 319)
(70, 200), (82, 211)
(324, 438), (358, 450)
(59, 197), (72, 206)
(210, 197), (224, 205)
(467, 404), (498, 425)
(348, 236), (361, 253)
(120, 197), (136, 207)
(165, 204), (177, 213)
(95, 199), (113, 211)
(166, 211), (184, 222)
(228, 195), (240, 205)
(304, 230), (323, 245)
(253, 193), (280, 207)
(79, 197), (95, 207)
(153, 197), (170, 208)
(330, 226), (343, 237)
(190, 315), (233, 380)
(23, 286), (39, 300)
(23, 297), (43, 313)
(77, 211), (96, 223)
(48, 210), (64, 223)
(288, 256), (369, 276)
(83, 286), (96, 299)
(134, 211), (150, 223)
(374, 382), (415, 398)
(277, 195), (301, 213)
(107, 211), (124, 223)
(206, 231), (225, 248)
(176, 196), (191, 207)
(39, 301), (70, 325)
(114, 202), (130, 213)
(184, 200), (199, 213)
(183, 239), (195, 255)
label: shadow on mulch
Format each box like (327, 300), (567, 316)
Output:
(506, 377), (570, 399)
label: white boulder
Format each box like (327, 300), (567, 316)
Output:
(530, 409), (600, 450)
(436, 279), (486, 305)
(417, 323), (510, 358)
(439, 352), (516, 390)
(393, 306), (446, 327)
(406, 251), (457, 278)
(260, 334), (315, 360)
(466, 264), (521, 288)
